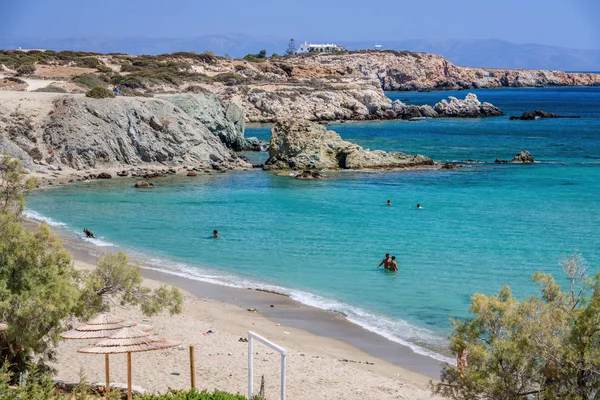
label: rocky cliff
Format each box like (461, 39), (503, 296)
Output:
(264, 120), (434, 171)
(291, 51), (600, 91)
(0, 92), (251, 173)
(158, 93), (248, 150)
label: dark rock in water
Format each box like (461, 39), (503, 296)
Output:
(441, 162), (463, 169)
(186, 171), (197, 177)
(509, 110), (581, 120)
(143, 171), (163, 179)
(252, 164), (264, 169)
(495, 150), (535, 164)
(294, 170), (322, 179)
(241, 137), (269, 152)
(96, 172), (112, 179)
(135, 181), (154, 188)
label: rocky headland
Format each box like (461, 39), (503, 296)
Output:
(0, 92), (251, 180)
(1, 49), (598, 123)
(264, 120), (435, 171)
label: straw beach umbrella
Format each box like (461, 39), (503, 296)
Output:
(60, 313), (152, 396)
(78, 324), (180, 400)
(0, 323), (8, 331)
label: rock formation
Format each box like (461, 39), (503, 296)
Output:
(0, 93), (251, 173)
(159, 93), (248, 150)
(509, 110), (581, 120)
(264, 120), (435, 171)
(433, 93), (504, 117)
(494, 150), (535, 164)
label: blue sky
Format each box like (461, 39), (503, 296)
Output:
(2, 0), (599, 49)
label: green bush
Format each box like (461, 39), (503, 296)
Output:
(137, 388), (261, 400)
(72, 73), (108, 89)
(96, 64), (113, 73)
(33, 84), (67, 93)
(85, 86), (115, 99)
(16, 64), (36, 76)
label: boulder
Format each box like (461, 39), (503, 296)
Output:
(434, 93), (504, 117)
(509, 110), (581, 120)
(96, 172), (112, 179)
(494, 150), (534, 164)
(116, 170), (129, 177)
(134, 181), (154, 188)
(186, 171), (198, 176)
(264, 120), (435, 171)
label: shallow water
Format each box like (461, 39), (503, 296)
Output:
(26, 87), (600, 362)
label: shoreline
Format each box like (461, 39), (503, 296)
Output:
(55, 222), (445, 380)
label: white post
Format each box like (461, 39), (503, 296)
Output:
(280, 353), (286, 400)
(247, 331), (287, 400)
(248, 336), (253, 398)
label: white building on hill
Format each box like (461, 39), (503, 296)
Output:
(296, 41), (345, 54)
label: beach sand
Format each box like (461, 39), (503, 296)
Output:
(50, 255), (443, 399)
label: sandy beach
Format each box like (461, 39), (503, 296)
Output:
(49, 249), (443, 399)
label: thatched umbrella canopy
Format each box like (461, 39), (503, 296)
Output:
(60, 313), (152, 397)
(78, 325), (179, 400)
(0, 323), (8, 331)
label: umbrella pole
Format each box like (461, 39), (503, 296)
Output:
(105, 354), (110, 398)
(189, 345), (196, 389)
(127, 352), (132, 400)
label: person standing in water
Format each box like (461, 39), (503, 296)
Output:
(387, 199), (392, 206)
(377, 253), (391, 269)
(213, 230), (219, 238)
(388, 256), (398, 272)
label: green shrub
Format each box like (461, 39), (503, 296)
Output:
(85, 86), (115, 99)
(16, 64), (36, 76)
(72, 73), (108, 89)
(96, 64), (113, 73)
(137, 388), (261, 400)
(33, 84), (67, 93)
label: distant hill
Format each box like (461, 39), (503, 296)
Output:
(1, 35), (599, 71)
(345, 39), (600, 71)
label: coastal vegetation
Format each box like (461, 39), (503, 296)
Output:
(0, 156), (182, 378)
(432, 253), (600, 399)
(85, 86), (115, 98)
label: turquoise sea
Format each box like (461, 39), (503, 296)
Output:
(26, 87), (600, 363)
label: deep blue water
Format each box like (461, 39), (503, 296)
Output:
(26, 87), (600, 362)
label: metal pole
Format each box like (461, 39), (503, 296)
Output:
(127, 352), (132, 400)
(189, 345), (196, 389)
(248, 336), (253, 398)
(105, 354), (110, 398)
(281, 354), (286, 400)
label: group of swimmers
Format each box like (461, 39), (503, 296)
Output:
(377, 253), (398, 272)
(387, 200), (423, 209)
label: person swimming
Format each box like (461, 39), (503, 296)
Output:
(213, 230), (219, 238)
(388, 256), (398, 272)
(387, 199), (391, 206)
(377, 253), (390, 269)
(417, 204), (423, 209)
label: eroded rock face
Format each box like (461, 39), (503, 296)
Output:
(159, 93), (247, 150)
(264, 120), (434, 171)
(0, 93), (251, 172)
(433, 93), (504, 117)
